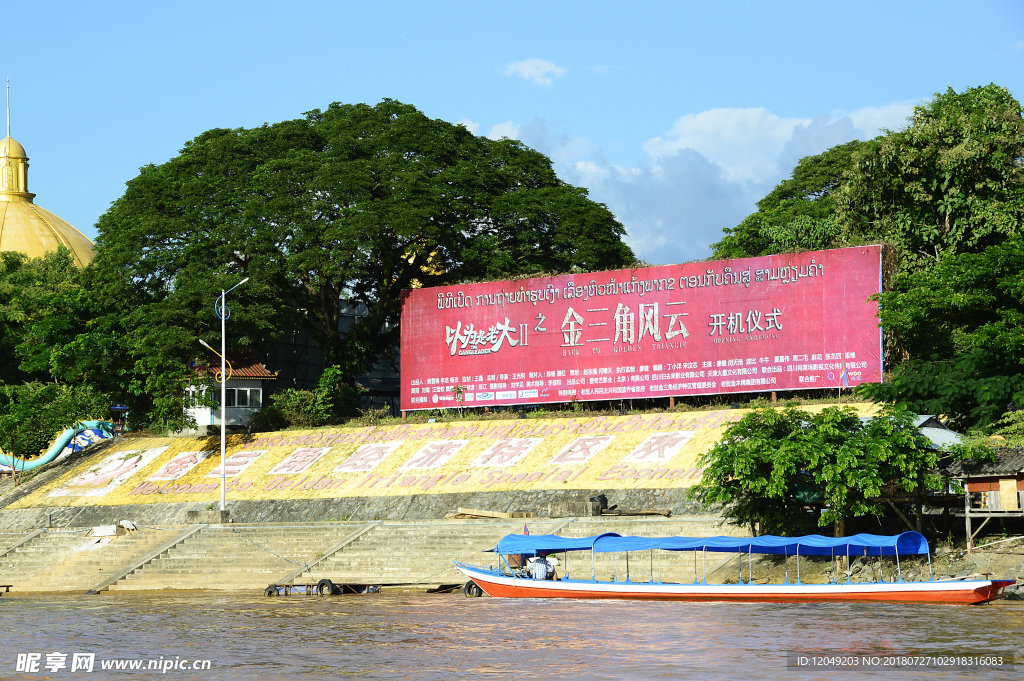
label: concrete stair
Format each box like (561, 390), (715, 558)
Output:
(295, 519), (567, 587)
(0, 515), (742, 592)
(0, 528), (183, 592)
(107, 523), (361, 591)
(0, 530), (40, 554)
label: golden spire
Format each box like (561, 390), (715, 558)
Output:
(0, 82), (94, 265)
(0, 79), (33, 202)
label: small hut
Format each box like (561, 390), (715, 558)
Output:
(946, 447), (1024, 551)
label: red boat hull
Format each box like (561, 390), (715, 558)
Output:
(455, 563), (1015, 605)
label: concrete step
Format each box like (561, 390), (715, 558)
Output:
(6, 516), (738, 592)
(2, 529), (185, 590)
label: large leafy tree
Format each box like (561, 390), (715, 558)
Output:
(838, 84), (1024, 274)
(861, 236), (1024, 431)
(0, 382), (110, 462)
(690, 404), (938, 535)
(0, 250), (31, 385)
(0, 248), (88, 385)
(712, 141), (866, 258)
(0, 250), (110, 470)
(714, 84), (1024, 272)
(75, 99), (633, 428)
(711, 84), (1024, 433)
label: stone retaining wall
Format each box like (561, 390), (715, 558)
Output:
(0, 488), (711, 530)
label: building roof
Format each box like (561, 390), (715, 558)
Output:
(945, 447), (1024, 478)
(858, 414), (963, 449)
(193, 358), (278, 380)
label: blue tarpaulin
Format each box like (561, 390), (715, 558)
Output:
(493, 531), (929, 557)
(492, 533), (622, 555)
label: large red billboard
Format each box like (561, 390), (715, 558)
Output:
(400, 246), (882, 411)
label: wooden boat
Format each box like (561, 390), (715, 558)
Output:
(453, 531), (1015, 605)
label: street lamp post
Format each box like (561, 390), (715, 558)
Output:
(199, 276), (248, 513)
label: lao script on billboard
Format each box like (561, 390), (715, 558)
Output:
(400, 246), (882, 411)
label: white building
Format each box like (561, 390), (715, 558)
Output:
(185, 359), (277, 433)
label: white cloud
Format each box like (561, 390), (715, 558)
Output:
(504, 58), (567, 86)
(487, 121), (521, 140)
(488, 99), (920, 266)
(456, 118), (480, 134)
(643, 108), (810, 184)
(846, 101), (916, 135)
(564, 152), (758, 265)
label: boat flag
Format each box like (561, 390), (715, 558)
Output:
(523, 523), (529, 535)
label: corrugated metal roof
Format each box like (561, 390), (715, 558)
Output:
(857, 415), (961, 450)
(919, 426), (963, 449)
(946, 447), (1024, 478)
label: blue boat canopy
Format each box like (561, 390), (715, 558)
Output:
(494, 531), (929, 557)
(491, 533), (622, 555)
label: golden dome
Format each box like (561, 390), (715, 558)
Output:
(0, 134), (95, 266)
(0, 136), (26, 158)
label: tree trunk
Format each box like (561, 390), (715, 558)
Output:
(883, 497), (916, 531)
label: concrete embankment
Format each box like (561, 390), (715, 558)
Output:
(0, 411), (752, 593)
(0, 407), (878, 529)
(0, 515), (738, 594)
(6, 406), (1017, 598)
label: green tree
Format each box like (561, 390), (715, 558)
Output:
(0, 250), (31, 384)
(690, 404), (938, 535)
(714, 84), (1024, 271)
(712, 141), (866, 258)
(12, 250), (91, 381)
(987, 410), (1024, 447)
(860, 236), (1024, 431)
(838, 84), (1024, 274)
(80, 99), (634, 427)
(0, 382), (110, 471)
(0, 248), (90, 386)
(248, 365), (364, 431)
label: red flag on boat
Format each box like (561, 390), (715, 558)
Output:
(523, 523), (529, 535)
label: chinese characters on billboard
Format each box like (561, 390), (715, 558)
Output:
(400, 246), (882, 411)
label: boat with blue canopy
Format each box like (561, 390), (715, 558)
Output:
(453, 531), (1015, 604)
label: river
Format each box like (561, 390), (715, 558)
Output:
(1, 593), (1020, 680)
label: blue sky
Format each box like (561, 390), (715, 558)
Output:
(4, 1), (1023, 265)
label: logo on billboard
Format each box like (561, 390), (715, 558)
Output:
(518, 389), (539, 398)
(496, 390), (517, 400)
(475, 392), (495, 401)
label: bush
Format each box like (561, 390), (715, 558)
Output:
(248, 366), (365, 430)
(247, 403), (289, 433)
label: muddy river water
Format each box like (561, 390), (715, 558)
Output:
(1, 592), (1021, 680)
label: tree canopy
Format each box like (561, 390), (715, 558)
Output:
(838, 84), (1024, 273)
(713, 84), (1024, 274)
(690, 404), (939, 535)
(73, 99), (634, 428)
(711, 140), (866, 259)
(0, 248), (110, 462)
(711, 84), (1024, 434)
(861, 235), (1024, 431)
